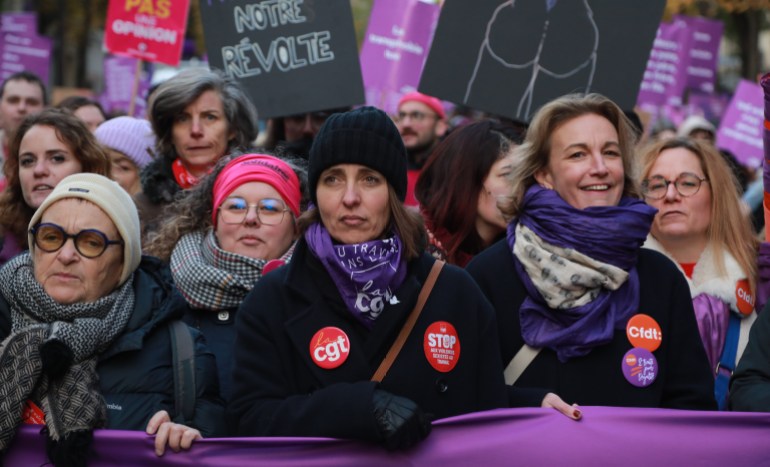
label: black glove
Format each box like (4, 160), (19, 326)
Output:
(372, 389), (432, 451)
(40, 339), (73, 380)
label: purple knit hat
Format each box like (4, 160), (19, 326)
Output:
(95, 116), (156, 168)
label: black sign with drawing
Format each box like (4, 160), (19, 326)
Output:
(419, 0), (666, 122)
(199, 0), (364, 118)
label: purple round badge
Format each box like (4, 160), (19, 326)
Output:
(621, 348), (658, 388)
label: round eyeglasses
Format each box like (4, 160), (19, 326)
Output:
(641, 172), (709, 200)
(218, 197), (290, 225)
(30, 223), (123, 258)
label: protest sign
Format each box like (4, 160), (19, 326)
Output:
(199, 0), (364, 118)
(0, 12), (37, 34)
(0, 32), (52, 86)
(420, 0), (665, 122)
(360, 0), (441, 115)
(104, 0), (190, 66)
(99, 55), (152, 117)
(6, 407), (770, 466)
(637, 17), (691, 113)
(716, 79), (763, 168)
(678, 15), (723, 95)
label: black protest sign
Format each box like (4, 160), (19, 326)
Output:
(420, 0), (666, 122)
(199, 0), (364, 118)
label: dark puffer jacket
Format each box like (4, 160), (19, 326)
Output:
(0, 256), (226, 436)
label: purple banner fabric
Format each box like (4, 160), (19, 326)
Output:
(99, 55), (150, 118)
(6, 407), (770, 465)
(360, 0), (440, 115)
(762, 73), (770, 237)
(715, 79), (764, 168)
(0, 32), (51, 86)
(636, 18), (691, 113)
(0, 12), (37, 35)
(677, 15), (723, 95)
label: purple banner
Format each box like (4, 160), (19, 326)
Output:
(637, 18), (691, 113)
(360, 0), (441, 115)
(677, 15), (723, 95)
(99, 55), (150, 118)
(6, 407), (770, 465)
(0, 32), (51, 86)
(0, 12), (37, 35)
(716, 79), (764, 168)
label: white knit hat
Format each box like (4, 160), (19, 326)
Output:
(28, 173), (142, 286)
(95, 116), (155, 169)
(677, 115), (716, 139)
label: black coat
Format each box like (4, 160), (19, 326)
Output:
(227, 240), (508, 441)
(466, 240), (717, 410)
(183, 306), (237, 402)
(0, 257), (226, 436)
(730, 301), (770, 411)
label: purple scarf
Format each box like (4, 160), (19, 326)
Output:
(507, 185), (657, 361)
(305, 222), (407, 329)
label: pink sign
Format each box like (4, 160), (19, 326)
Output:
(104, 0), (190, 66)
(716, 80), (764, 168)
(360, 0), (441, 114)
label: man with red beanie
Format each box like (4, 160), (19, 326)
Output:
(395, 92), (447, 207)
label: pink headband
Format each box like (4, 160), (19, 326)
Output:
(398, 92), (446, 120)
(212, 154), (301, 226)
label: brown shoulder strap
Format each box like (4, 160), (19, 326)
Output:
(371, 260), (445, 383)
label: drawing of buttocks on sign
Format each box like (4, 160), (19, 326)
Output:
(420, 0), (666, 123)
(199, 0), (364, 118)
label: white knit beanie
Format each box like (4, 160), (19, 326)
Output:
(28, 173), (142, 286)
(95, 116), (155, 169)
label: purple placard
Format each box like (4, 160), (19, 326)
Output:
(686, 91), (730, 123)
(0, 12), (37, 34)
(677, 15), (723, 95)
(0, 32), (51, 86)
(360, 0), (440, 115)
(100, 55), (150, 117)
(716, 80), (764, 168)
(636, 18), (691, 113)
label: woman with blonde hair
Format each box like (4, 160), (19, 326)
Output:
(468, 93), (715, 409)
(639, 137), (769, 409)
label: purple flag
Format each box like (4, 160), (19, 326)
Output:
(715, 80), (763, 168)
(360, 0), (441, 115)
(677, 15), (723, 95)
(637, 18), (691, 114)
(6, 407), (770, 465)
(0, 32), (51, 86)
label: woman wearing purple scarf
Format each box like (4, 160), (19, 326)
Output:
(228, 106), (577, 451)
(467, 94), (716, 409)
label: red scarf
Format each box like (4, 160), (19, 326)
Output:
(172, 159), (214, 189)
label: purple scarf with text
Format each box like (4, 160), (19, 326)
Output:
(507, 185), (657, 361)
(305, 222), (407, 329)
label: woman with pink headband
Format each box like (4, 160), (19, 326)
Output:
(145, 152), (307, 400)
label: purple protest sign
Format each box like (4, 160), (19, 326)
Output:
(6, 407), (770, 465)
(636, 18), (691, 113)
(677, 15), (723, 95)
(360, 0), (441, 115)
(0, 32), (51, 86)
(100, 55), (150, 117)
(716, 80), (764, 168)
(0, 12), (38, 34)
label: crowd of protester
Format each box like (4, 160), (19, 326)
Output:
(0, 65), (768, 466)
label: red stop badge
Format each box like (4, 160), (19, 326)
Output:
(309, 327), (350, 369)
(423, 321), (461, 372)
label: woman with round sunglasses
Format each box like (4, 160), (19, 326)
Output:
(0, 173), (224, 464)
(145, 152), (306, 401)
(639, 137), (770, 409)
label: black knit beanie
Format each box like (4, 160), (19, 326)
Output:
(308, 106), (407, 203)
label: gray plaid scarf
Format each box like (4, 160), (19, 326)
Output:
(171, 229), (295, 310)
(0, 252), (134, 453)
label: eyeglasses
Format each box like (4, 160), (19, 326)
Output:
(218, 197), (290, 225)
(396, 110), (437, 123)
(641, 172), (709, 200)
(30, 223), (123, 258)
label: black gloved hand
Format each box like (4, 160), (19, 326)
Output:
(372, 389), (432, 451)
(39, 339), (73, 380)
